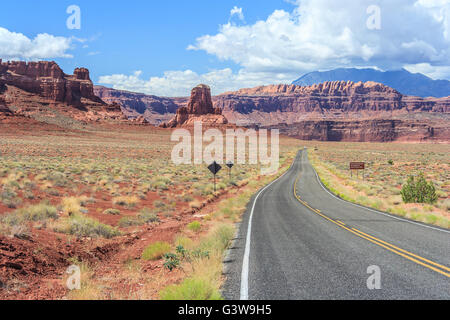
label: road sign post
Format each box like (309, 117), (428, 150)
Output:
(226, 161), (234, 180)
(350, 162), (365, 180)
(208, 161), (222, 193)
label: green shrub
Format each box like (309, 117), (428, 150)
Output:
(103, 208), (121, 215)
(187, 221), (202, 233)
(163, 253), (180, 271)
(138, 208), (160, 223)
(63, 214), (120, 239)
(180, 194), (194, 202)
(154, 200), (166, 208)
(401, 173), (438, 204)
(214, 225), (234, 251)
(118, 216), (143, 227)
(142, 241), (172, 261)
(2, 202), (58, 226)
(2, 197), (23, 209)
(198, 224), (234, 253)
(112, 196), (139, 208)
(159, 278), (222, 300)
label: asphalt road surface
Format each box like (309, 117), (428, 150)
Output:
(223, 150), (450, 300)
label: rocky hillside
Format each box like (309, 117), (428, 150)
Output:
(0, 60), (127, 124)
(0, 60), (104, 107)
(0, 96), (13, 120)
(94, 85), (187, 125)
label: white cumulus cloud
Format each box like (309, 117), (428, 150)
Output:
(98, 68), (294, 96)
(101, 0), (450, 96)
(190, 0), (450, 73)
(0, 27), (73, 60)
(230, 6), (245, 22)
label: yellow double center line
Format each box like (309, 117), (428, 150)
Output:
(293, 175), (450, 278)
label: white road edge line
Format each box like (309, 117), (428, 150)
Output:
(240, 154), (298, 300)
(312, 167), (450, 235)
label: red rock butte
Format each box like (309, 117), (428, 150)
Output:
(0, 60), (130, 123)
(0, 59), (104, 107)
(162, 84), (228, 128)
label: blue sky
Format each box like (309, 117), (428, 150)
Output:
(1, 0), (449, 96)
(0, 0), (292, 91)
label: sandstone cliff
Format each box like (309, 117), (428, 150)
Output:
(0, 60), (104, 107)
(0, 60), (128, 124)
(101, 81), (449, 128)
(215, 81), (450, 126)
(266, 119), (449, 142)
(0, 96), (13, 120)
(94, 85), (185, 125)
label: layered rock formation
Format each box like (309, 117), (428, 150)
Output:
(94, 85), (185, 125)
(0, 96), (13, 119)
(0, 60), (104, 107)
(162, 84), (227, 127)
(0, 60), (130, 125)
(267, 119), (449, 142)
(215, 81), (450, 126)
(104, 81), (449, 130)
(292, 68), (450, 98)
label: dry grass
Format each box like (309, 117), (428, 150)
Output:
(307, 142), (450, 228)
(0, 125), (301, 299)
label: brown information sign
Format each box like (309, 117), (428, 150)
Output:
(350, 162), (365, 170)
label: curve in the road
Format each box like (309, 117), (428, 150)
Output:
(293, 175), (450, 278)
(226, 149), (450, 300)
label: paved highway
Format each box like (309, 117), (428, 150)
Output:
(223, 150), (450, 300)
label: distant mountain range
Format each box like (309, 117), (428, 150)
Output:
(292, 68), (450, 98)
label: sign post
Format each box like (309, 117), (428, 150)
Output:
(350, 162), (365, 180)
(208, 161), (222, 192)
(226, 161), (234, 180)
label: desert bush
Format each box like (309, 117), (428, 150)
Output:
(187, 221), (202, 233)
(142, 241), (172, 261)
(61, 197), (83, 216)
(154, 200), (166, 208)
(103, 208), (121, 215)
(159, 278), (222, 300)
(112, 196), (139, 208)
(59, 214), (120, 239)
(138, 208), (160, 223)
(1, 197), (23, 209)
(1, 188), (17, 200)
(152, 180), (168, 191)
(47, 171), (68, 187)
(1, 202), (58, 226)
(0, 187), (22, 208)
(401, 173), (438, 204)
(46, 188), (60, 196)
(174, 235), (194, 249)
(197, 224), (234, 254)
(179, 194), (193, 202)
(118, 216), (143, 228)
